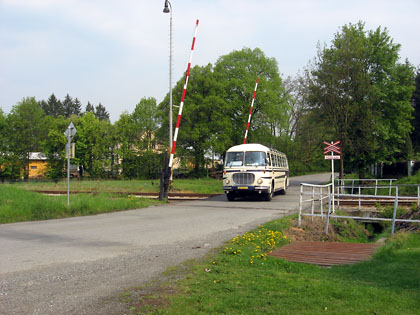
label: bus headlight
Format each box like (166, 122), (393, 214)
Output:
(257, 178), (263, 184)
(225, 179), (230, 184)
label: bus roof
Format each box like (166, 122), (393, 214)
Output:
(226, 143), (278, 153)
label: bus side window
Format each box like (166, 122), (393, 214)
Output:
(266, 154), (271, 167)
(276, 155), (280, 167)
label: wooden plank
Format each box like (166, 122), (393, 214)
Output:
(269, 241), (380, 266)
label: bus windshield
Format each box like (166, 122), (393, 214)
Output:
(245, 151), (266, 166)
(225, 152), (244, 167)
(225, 151), (266, 167)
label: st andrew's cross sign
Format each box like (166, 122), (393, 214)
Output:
(324, 140), (341, 159)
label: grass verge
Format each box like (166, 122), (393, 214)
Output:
(124, 217), (420, 314)
(0, 185), (162, 224)
(7, 178), (223, 195)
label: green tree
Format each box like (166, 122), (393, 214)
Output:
(6, 97), (47, 179)
(158, 48), (289, 174)
(166, 64), (228, 173)
(95, 103), (110, 121)
(44, 93), (64, 117)
(73, 112), (113, 178)
(214, 48), (289, 148)
(115, 97), (162, 179)
(0, 108), (9, 181)
(308, 22), (414, 177)
(73, 98), (82, 116)
(411, 69), (420, 152)
(62, 94), (74, 118)
(41, 116), (69, 181)
(85, 102), (95, 114)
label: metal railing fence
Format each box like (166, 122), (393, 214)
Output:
(337, 178), (397, 196)
(298, 182), (420, 235)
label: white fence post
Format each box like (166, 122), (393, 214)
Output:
(391, 186), (399, 235)
(311, 186), (315, 221)
(298, 184), (303, 227)
(325, 185), (331, 235)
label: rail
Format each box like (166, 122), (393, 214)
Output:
(298, 182), (420, 235)
(337, 178), (397, 196)
(336, 182), (420, 210)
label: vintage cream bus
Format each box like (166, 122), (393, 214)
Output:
(222, 143), (289, 201)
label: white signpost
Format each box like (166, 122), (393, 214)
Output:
(324, 141), (341, 212)
(64, 122), (76, 206)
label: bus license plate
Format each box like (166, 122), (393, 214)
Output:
(238, 186), (248, 189)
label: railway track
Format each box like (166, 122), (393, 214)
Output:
(34, 190), (220, 200)
(336, 196), (419, 207)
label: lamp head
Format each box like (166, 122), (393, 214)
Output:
(163, 0), (170, 13)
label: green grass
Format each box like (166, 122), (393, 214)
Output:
(8, 178), (223, 194)
(126, 217), (420, 314)
(0, 185), (162, 224)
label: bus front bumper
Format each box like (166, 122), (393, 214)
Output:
(223, 186), (270, 193)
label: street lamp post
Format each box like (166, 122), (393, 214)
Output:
(159, 0), (173, 201)
(163, 0), (173, 152)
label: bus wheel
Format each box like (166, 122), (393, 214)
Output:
(279, 178), (288, 195)
(226, 192), (235, 201)
(264, 186), (273, 201)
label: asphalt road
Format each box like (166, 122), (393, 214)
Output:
(0, 173), (330, 314)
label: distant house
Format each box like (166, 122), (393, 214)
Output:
(28, 152), (48, 178)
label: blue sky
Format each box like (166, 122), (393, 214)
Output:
(1, 0), (419, 122)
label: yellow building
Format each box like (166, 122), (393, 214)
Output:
(28, 152), (48, 179)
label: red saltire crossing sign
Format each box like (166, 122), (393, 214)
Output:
(323, 141), (341, 159)
(323, 140), (341, 155)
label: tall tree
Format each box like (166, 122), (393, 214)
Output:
(130, 97), (159, 150)
(158, 48), (289, 174)
(213, 47), (289, 148)
(41, 115), (68, 181)
(95, 103), (110, 121)
(284, 71), (312, 139)
(0, 109), (8, 180)
(62, 94), (75, 118)
(85, 102), (95, 114)
(411, 69), (420, 152)
(308, 22), (414, 177)
(73, 112), (113, 177)
(44, 93), (64, 117)
(73, 98), (82, 116)
(6, 97), (47, 179)
(115, 98), (161, 178)
(167, 64), (228, 172)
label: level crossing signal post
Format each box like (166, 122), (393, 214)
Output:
(323, 141), (341, 213)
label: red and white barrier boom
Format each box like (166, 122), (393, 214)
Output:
(243, 77), (259, 144)
(169, 19), (199, 168)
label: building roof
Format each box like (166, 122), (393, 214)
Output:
(29, 152), (48, 160)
